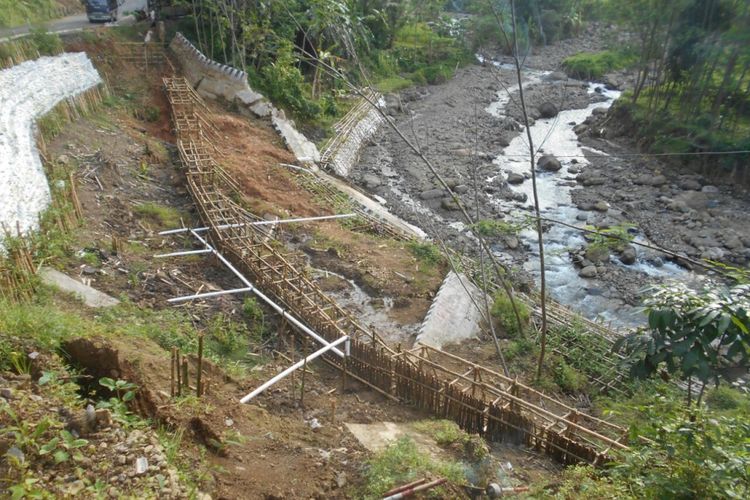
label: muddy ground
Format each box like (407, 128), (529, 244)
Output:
(352, 24), (750, 321)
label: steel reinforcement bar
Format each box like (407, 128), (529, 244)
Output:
(163, 76), (629, 466)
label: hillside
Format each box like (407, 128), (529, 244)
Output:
(1, 2), (749, 499)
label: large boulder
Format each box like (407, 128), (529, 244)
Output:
(579, 265), (598, 278)
(619, 245), (637, 265)
(585, 245), (610, 264)
(506, 172), (525, 185)
(538, 102), (559, 119)
(537, 155), (562, 172)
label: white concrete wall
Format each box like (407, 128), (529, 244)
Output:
(0, 53), (102, 246)
(416, 271), (488, 349)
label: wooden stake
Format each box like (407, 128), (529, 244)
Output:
(300, 337), (308, 408)
(170, 347), (176, 397)
(330, 398), (336, 424)
(176, 350), (182, 396)
(182, 359), (189, 394)
(196, 334), (204, 398)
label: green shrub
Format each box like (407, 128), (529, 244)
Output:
(562, 50), (636, 80)
(406, 241), (443, 266)
(491, 292), (529, 336)
(29, 28), (63, 56)
(552, 358), (587, 393)
(705, 385), (748, 412)
(472, 219), (523, 238)
(134, 203), (183, 228)
(259, 40), (320, 121)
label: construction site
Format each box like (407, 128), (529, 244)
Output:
(2, 5), (749, 500)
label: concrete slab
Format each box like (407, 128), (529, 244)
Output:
(316, 170), (427, 240)
(344, 422), (443, 459)
(40, 267), (119, 308)
(271, 109), (321, 164)
(416, 271), (487, 349)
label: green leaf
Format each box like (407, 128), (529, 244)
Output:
(122, 390), (136, 402)
(31, 420), (51, 440)
(730, 316), (749, 334)
(99, 377), (116, 390)
(38, 371), (55, 385)
(53, 449), (69, 463)
(39, 437), (60, 454)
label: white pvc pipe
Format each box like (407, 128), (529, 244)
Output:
(167, 287), (254, 303)
(155, 248), (213, 258)
(188, 230), (344, 358)
(159, 213), (356, 236)
(240, 335), (349, 404)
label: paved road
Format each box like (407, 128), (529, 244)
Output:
(0, 0), (148, 41)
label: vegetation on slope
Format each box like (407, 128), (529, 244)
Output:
(0, 0), (81, 28)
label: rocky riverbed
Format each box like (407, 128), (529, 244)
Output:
(351, 26), (750, 327)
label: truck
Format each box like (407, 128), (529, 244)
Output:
(84, 0), (122, 23)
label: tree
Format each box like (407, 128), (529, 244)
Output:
(616, 283), (750, 404)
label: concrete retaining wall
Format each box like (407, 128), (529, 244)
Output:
(169, 33), (320, 164)
(416, 271), (487, 348)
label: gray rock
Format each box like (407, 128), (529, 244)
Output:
(724, 235), (744, 250)
(510, 192), (528, 203)
(592, 107), (608, 116)
(362, 174), (381, 189)
(538, 102), (559, 118)
(506, 172), (525, 185)
(701, 247), (725, 260)
(454, 184), (469, 194)
(678, 178), (702, 191)
(619, 246), (637, 265)
(82, 265), (98, 276)
(592, 200), (609, 212)
(579, 265), (598, 278)
(537, 155), (562, 172)
(573, 123), (588, 134)
(441, 198), (460, 211)
(419, 189), (444, 200)
(576, 173), (606, 186)
(585, 246), (610, 264)
(635, 174), (667, 186)
(0, 388), (13, 399)
(504, 236), (520, 250)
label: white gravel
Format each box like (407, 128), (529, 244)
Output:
(0, 53), (102, 246)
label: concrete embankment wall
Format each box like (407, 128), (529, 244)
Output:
(169, 33), (320, 164)
(0, 53), (102, 246)
(321, 94), (385, 177)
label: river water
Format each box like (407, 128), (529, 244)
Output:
(486, 71), (689, 328)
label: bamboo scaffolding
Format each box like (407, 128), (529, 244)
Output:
(163, 76), (631, 466)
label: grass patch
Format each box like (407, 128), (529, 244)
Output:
(374, 75), (413, 93)
(361, 437), (465, 499)
(407, 241), (443, 267)
(413, 419), (488, 462)
(134, 203), (184, 229)
(562, 50), (636, 80)
(491, 291), (529, 337)
(471, 219), (524, 238)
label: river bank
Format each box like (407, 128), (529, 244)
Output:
(350, 27), (750, 327)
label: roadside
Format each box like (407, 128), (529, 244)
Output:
(0, 0), (146, 41)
